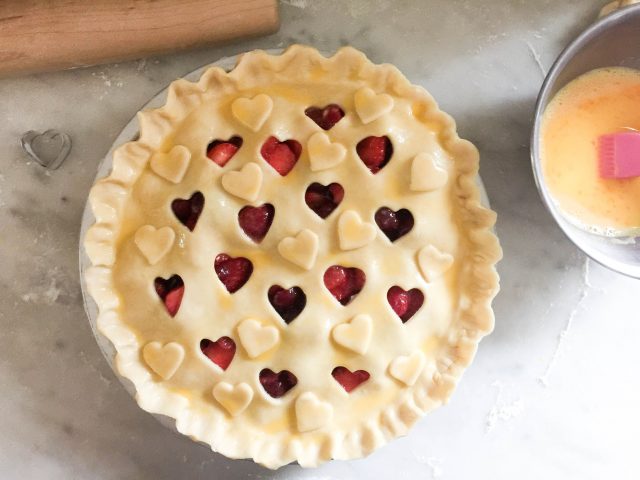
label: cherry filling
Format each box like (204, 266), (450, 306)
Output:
(260, 136), (302, 176)
(259, 368), (298, 398)
(206, 136), (243, 167)
(154, 275), (184, 317)
(332, 366), (370, 393)
(356, 136), (393, 174)
(238, 203), (275, 243)
(171, 191), (204, 231)
(200, 336), (236, 370)
(305, 104), (345, 130)
(267, 285), (306, 324)
(375, 207), (414, 242)
(304, 182), (344, 219)
(214, 254), (253, 293)
(323, 266), (366, 306)
(387, 286), (424, 323)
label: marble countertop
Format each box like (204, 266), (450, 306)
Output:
(2, 1), (639, 478)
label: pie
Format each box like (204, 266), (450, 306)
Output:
(84, 45), (501, 469)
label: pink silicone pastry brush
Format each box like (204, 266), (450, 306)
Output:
(598, 132), (640, 179)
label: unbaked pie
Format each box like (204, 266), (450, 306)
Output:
(84, 45), (501, 468)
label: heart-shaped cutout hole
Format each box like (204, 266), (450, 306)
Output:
(356, 136), (393, 174)
(154, 275), (184, 317)
(305, 104), (345, 130)
(332, 366), (370, 393)
(260, 136), (302, 176)
(214, 254), (253, 293)
(207, 136), (243, 167)
(238, 203), (275, 243)
(200, 336), (236, 370)
(171, 191), (204, 231)
(323, 266), (366, 306)
(375, 207), (414, 242)
(387, 286), (424, 323)
(259, 368), (298, 398)
(267, 285), (306, 324)
(305, 182), (344, 219)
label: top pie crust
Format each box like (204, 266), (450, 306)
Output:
(83, 45), (502, 469)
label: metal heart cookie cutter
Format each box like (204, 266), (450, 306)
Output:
(21, 129), (72, 170)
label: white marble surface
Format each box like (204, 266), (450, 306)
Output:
(1, 1), (639, 478)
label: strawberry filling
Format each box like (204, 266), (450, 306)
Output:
(154, 275), (184, 317)
(387, 286), (424, 323)
(259, 368), (298, 398)
(332, 366), (370, 393)
(305, 104), (345, 130)
(375, 207), (414, 242)
(238, 203), (275, 243)
(323, 266), (366, 306)
(260, 136), (302, 176)
(304, 182), (344, 219)
(206, 136), (243, 167)
(214, 254), (253, 293)
(267, 285), (306, 323)
(356, 136), (393, 174)
(171, 191), (204, 231)
(200, 336), (236, 370)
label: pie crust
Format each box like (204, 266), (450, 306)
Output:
(83, 45), (502, 469)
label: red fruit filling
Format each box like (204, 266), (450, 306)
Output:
(238, 203), (275, 243)
(260, 136), (302, 176)
(214, 254), (253, 293)
(375, 207), (414, 242)
(206, 136), (243, 167)
(323, 266), (366, 306)
(304, 104), (345, 130)
(332, 366), (370, 393)
(154, 275), (184, 317)
(267, 285), (306, 324)
(259, 368), (298, 398)
(171, 191), (204, 231)
(200, 336), (236, 370)
(387, 286), (424, 323)
(304, 182), (344, 219)
(356, 136), (393, 174)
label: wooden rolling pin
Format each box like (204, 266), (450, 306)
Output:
(0, 0), (280, 77)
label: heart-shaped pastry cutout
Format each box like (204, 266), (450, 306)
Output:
(418, 245), (454, 282)
(389, 351), (426, 386)
(214, 254), (253, 293)
(356, 136), (393, 174)
(261, 136), (302, 176)
(268, 285), (306, 324)
(387, 286), (424, 323)
(295, 392), (333, 432)
(332, 314), (372, 355)
(324, 266), (366, 306)
(237, 319), (279, 358)
(231, 94), (273, 132)
(201, 336), (236, 371)
(154, 275), (184, 317)
(207, 136), (243, 167)
(171, 191), (204, 231)
(134, 225), (175, 265)
(21, 129), (71, 170)
(410, 153), (448, 192)
(332, 366), (370, 393)
(305, 104), (345, 130)
(143, 341), (185, 380)
(213, 381), (253, 416)
(354, 87), (394, 124)
(277, 229), (319, 270)
(307, 132), (346, 171)
(375, 207), (414, 242)
(305, 182), (344, 219)
(221, 162), (263, 201)
(259, 368), (298, 398)
(238, 203), (275, 243)
(338, 210), (377, 250)
(150, 145), (191, 183)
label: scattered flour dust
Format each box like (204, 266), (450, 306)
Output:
(413, 450), (445, 478)
(485, 381), (525, 433)
(21, 272), (61, 305)
(281, 0), (310, 7)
